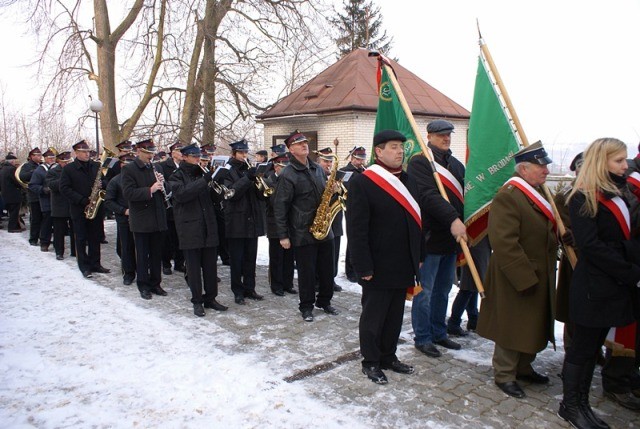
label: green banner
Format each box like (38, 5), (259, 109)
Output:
(372, 65), (422, 169)
(464, 57), (520, 242)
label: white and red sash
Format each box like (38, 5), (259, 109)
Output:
(434, 162), (464, 203)
(506, 177), (556, 230)
(627, 171), (640, 189)
(363, 164), (421, 228)
(597, 193), (631, 239)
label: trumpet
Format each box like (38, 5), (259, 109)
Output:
(200, 165), (235, 200)
(153, 169), (173, 209)
(245, 159), (273, 197)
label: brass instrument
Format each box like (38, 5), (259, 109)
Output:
(84, 148), (115, 219)
(153, 169), (173, 209)
(245, 158), (273, 197)
(200, 165), (236, 200)
(14, 163), (28, 188)
(309, 153), (347, 240)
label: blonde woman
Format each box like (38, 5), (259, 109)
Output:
(560, 138), (640, 428)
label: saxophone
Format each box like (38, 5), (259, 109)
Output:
(309, 153), (347, 240)
(84, 148), (114, 219)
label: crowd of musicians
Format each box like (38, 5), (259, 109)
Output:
(1, 121), (640, 428)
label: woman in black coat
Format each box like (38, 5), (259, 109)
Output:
(559, 138), (640, 429)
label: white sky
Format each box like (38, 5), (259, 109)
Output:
(1, 0), (639, 160)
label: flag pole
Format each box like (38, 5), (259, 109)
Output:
(373, 53), (486, 297)
(479, 38), (577, 268)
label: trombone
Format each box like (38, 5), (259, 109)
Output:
(200, 165), (236, 200)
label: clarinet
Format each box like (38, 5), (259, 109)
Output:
(153, 169), (173, 209)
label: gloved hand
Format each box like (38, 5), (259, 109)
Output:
(246, 167), (257, 181)
(561, 229), (575, 247)
(203, 169), (214, 182)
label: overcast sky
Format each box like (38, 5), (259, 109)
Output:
(1, 0), (639, 161)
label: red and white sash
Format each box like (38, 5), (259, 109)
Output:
(506, 177), (556, 230)
(434, 162), (464, 203)
(628, 172), (640, 189)
(363, 164), (421, 228)
(597, 193), (630, 239)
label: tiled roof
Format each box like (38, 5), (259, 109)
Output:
(257, 48), (470, 120)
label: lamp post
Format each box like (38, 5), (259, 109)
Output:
(89, 98), (103, 156)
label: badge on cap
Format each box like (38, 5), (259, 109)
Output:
(513, 141), (553, 165)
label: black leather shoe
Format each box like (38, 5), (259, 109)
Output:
(272, 289), (285, 296)
(152, 286), (168, 296)
(234, 296), (246, 305)
(447, 325), (469, 337)
(244, 290), (264, 300)
(516, 370), (550, 384)
(123, 277), (134, 286)
(496, 381), (526, 398)
(162, 266), (172, 275)
(604, 390), (640, 410)
(204, 300), (228, 312)
(100, 239), (109, 244)
(380, 360), (415, 374)
(362, 366), (388, 384)
(93, 266), (110, 274)
(301, 309), (314, 322)
(140, 290), (152, 300)
(284, 287), (298, 294)
(56, 254), (64, 261)
(29, 240), (38, 246)
(317, 304), (339, 315)
(193, 303), (205, 317)
(415, 343), (441, 358)
(347, 276), (358, 283)
(216, 276), (221, 283)
(82, 270), (93, 279)
(40, 244), (49, 252)
(333, 283), (343, 292)
(434, 338), (461, 350)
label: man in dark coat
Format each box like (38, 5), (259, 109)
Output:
(477, 142), (557, 399)
(158, 141), (185, 275)
(341, 145), (367, 283)
(348, 130), (425, 385)
(60, 140), (110, 278)
(0, 154), (23, 232)
(121, 138), (169, 300)
(20, 147), (43, 245)
(407, 119), (467, 358)
(28, 147), (57, 251)
(222, 139), (267, 305)
(273, 131), (338, 322)
(45, 151), (75, 260)
(170, 143), (228, 316)
(105, 153), (137, 285)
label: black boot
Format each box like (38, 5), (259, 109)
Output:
(558, 361), (599, 429)
(580, 359), (610, 428)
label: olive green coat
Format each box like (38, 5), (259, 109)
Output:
(477, 179), (557, 354)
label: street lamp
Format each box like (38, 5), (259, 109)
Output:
(89, 98), (103, 156)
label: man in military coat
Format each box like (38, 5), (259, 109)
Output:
(477, 141), (557, 399)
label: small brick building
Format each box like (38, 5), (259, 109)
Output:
(256, 48), (470, 162)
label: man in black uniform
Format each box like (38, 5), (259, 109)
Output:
(170, 143), (228, 316)
(29, 147), (57, 251)
(274, 131), (339, 322)
(341, 146), (366, 282)
(122, 138), (169, 300)
(158, 141), (185, 275)
(223, 139), (266, 305)
(20, 147), (43, 246)
(46, 151), (74, 260)
(317, 147), (343, 292)
(105, 153), (137, 285)
(60, 140), (110, 278)
(0, 154), (23, 232)
(348, 130), (424, 384)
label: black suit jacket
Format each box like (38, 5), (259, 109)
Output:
(59, 159), (101, 220)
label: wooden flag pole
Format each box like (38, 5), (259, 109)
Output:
(375, 55), (486, 297)
(479, 38), (577, 268)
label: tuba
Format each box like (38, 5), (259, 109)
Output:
(14, 163), (28, 188)
(84, 148), (115, 219)
(309, 153), (347, 241)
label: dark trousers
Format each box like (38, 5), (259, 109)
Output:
(52, 217), (74, 256)
(333, 236), (341, 278)
(162, 219), (184, 269)
(227, 237), (258, 297)
(360, 287), (406, 366)
(134, 231), (164, 292)
(448, 290), (479, 329)
(72, 216), (102, 272)
(295, 240), (334, 311)
(216, 206), (230, 263)
(268, 237), (294, 292)
(6, 203), (21, 231)
(117, 221), (136, 280)
(345, 243), (355, 280)
(29, 201), (42, 243)
(184, 247), (218, 304)
(39, 210), (53, 245)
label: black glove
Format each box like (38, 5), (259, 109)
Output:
(43, 186), (50, 195)
(246, 167), (257, 181)
(203, 169), (214, 182)
(561, 229), (575, 247)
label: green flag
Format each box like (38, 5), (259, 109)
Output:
(372, 64), (422, 169)
(464, 56), (520, 243)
